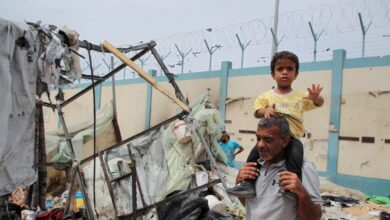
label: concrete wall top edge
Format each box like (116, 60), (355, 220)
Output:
(59, 53), (389, 90)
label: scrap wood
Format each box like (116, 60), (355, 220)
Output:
(102, 40), (190, 113)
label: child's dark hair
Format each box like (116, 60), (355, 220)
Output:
(270, 51), (299, 73)
(221, 130), (230, 138)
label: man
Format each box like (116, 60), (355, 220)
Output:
(219, 131), (244, 167)
(236, 116), (322, 220)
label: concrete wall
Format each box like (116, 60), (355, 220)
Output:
(150, 75), (221, 127)
(225, 69), (332, 168)
(100, 82), (147, 140)
(338, 66), (390, 179)
(44, 50), (390, 195)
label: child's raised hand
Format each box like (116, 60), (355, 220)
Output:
(303, 84), (323, 102)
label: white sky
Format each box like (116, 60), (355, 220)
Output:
(0, 0), (343, 45)
(1, 0), (389, 73)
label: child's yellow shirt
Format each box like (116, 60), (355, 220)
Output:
(253, 89), (319, 138)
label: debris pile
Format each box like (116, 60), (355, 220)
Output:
(320, 178), (390, 220)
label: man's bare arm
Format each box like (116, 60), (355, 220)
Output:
(296, 188), (322, 220)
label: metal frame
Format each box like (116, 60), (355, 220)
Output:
(40, 40), (162, 219)
(41, 37), (232, 219)
(236, 33), (251, 68)
(358, 13), (372, 57)
(308, 22), (324, 62)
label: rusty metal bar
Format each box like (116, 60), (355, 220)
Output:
(64, 166), (77, 215)
(98, 152), (118, 217)
(56, 103), (95, 220)
(42, 47), (152, 109)
(81, 74), (105, 81)
(110, 172), (132, 183)
(79, 40), (156, 53)
(150, 47), (188, 105)
(80, 112), (185, 164)
(189, 118), (236, 204)
(127, 144), (146, 207)
(102, 40), (190, 113)
(130, 160), (137, 220)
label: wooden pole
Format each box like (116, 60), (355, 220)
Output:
(102, 40), (190, 113)
(36, 102), (47, 210)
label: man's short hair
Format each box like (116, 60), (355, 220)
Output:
(270, 51), (300, 73)
(257, 116), (290, 138)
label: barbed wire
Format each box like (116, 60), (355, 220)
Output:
(78, 0), (390, 81)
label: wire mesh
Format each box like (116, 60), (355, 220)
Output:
(75, 0), (390, 82)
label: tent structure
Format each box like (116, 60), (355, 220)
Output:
(0, 17), (242, 219)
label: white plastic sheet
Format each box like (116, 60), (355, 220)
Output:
(0, 18), (40, 196)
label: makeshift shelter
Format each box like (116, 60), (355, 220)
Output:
(0, 17), (40, 197)
(0, 17), (243, 219)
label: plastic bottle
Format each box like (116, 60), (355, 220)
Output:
(75, 191), (84, 210)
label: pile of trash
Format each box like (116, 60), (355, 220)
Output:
(4, 92), (244, 220)
(320, 177), (390, 220)
(78, 92), (244, 219)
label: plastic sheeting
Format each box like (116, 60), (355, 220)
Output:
(157, 192), (236, 220)
(367, 195), (390, 205)
(81, 92), (232, 219)
(0, 17), (84, 196)
(83, 126), (169, 218)
(46, 101), (116, 164)
(0, 18), (40, 196)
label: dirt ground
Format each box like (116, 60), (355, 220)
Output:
(319, 177), (390, 220)
(322, 200), (390, 220)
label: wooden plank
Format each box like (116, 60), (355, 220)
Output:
(102, 40), (190, 113)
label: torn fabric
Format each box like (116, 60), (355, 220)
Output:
(0, 18), (40, 196)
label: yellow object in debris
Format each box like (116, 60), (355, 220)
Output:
(102, 40), (190, 113)
(75, 192), (84, 210)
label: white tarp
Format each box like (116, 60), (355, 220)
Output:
(81, 92), (230, 219)
(0, 17), (82, 196)
(46, 101), (116, 163)
(0, 18), (40, 196)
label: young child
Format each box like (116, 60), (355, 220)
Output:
(226, 51), (324, 198)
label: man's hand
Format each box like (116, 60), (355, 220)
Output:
(278, 171), (304, 196)
(303, 84), (324, 106)
(236, 162), (259, 184)
(278, 170), (322, 220)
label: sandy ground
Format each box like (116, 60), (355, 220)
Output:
(322, 200), (390, 220)
(320, 177), (390, 220)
